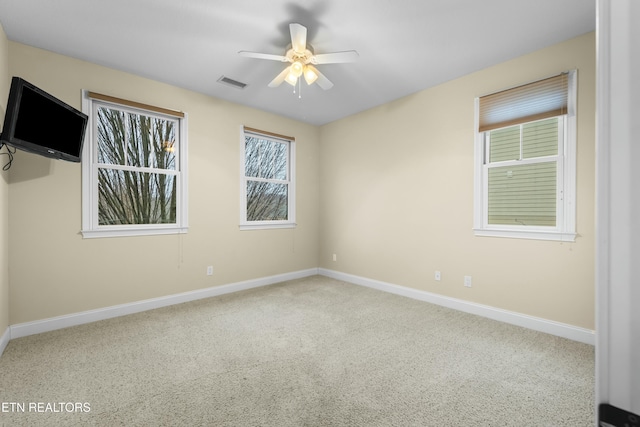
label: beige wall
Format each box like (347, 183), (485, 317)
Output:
(319, 32), (595, 329)
(5, 32), (595, 331)
(0, 24), (9, 336)
(7, 43), (320, 324)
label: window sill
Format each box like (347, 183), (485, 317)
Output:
(240, 222), (297, 231)
(473, 228), (576, 242)
(81, 226), (188, 239)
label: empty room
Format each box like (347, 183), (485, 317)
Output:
(0, 1), (638, 426)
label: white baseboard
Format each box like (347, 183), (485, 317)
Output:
(9, 268), (318, 339)
(0, 326), (10, 357)
(5, 267), (595, 346)
(318, 268), (595, 345)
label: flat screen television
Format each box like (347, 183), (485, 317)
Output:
(0, 77), (88, 162)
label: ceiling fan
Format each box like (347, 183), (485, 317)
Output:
(239, 23), (358, 91)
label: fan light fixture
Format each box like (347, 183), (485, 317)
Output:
(285, 60), (305, 86)
(285, 62), (319, 87)
(238, 23), (359, 94)
(162, 141), (175, 153)
(290, 61), (304, 77)
(303, 65), (319, 85)
(284, 72), (298, 86)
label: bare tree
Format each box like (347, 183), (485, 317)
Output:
(97, 107), (177, 225)
(245, 136), (288, 221)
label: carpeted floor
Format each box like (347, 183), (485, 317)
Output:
(0, 275), (594, 426)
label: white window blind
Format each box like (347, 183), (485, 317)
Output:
(478, 73), (568, 133)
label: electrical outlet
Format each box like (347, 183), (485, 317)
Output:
(332, 253), (337, 262)
(207, 266), (214, 276)
(434, 271), (441, 281)
(464, 276), (472, 287)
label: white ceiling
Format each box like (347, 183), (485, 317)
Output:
(0, 0), (595, 126)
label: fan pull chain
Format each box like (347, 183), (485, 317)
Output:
(292, 78), (302, 99)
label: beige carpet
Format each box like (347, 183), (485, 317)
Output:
(0, 275), (594, 426)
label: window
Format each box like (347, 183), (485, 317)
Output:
(81, 92), (188, 238)
(474, 71), (577, 241)
(240, 127), (295, 229)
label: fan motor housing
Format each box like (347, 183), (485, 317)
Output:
(285, 44), (315, 64)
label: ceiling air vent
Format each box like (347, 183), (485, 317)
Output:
(217, 76), (248, 90)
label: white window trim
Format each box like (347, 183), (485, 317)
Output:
(240, 126), (296, 230)
(81, 90), (189, 238)
(473, 70), (577, 242)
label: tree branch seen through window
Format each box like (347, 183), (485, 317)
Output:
(241, 130), (295, 228)
(96, 106), (178, 225)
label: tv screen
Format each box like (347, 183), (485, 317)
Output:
(0, 77), (88, 162)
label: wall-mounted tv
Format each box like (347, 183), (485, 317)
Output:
(0, 77), (88, 162)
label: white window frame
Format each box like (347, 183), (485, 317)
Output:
(240, 126), (296, 230)
(473, 71), (577, 242)
(81, 91), (188, 238)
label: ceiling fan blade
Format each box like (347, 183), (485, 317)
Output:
(312, 50), (359, 64)
(268, 66), (291, 88)
(238, 51), (289, 62)
(290, 23), (307, 53)
(314, 68), (334, 90)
